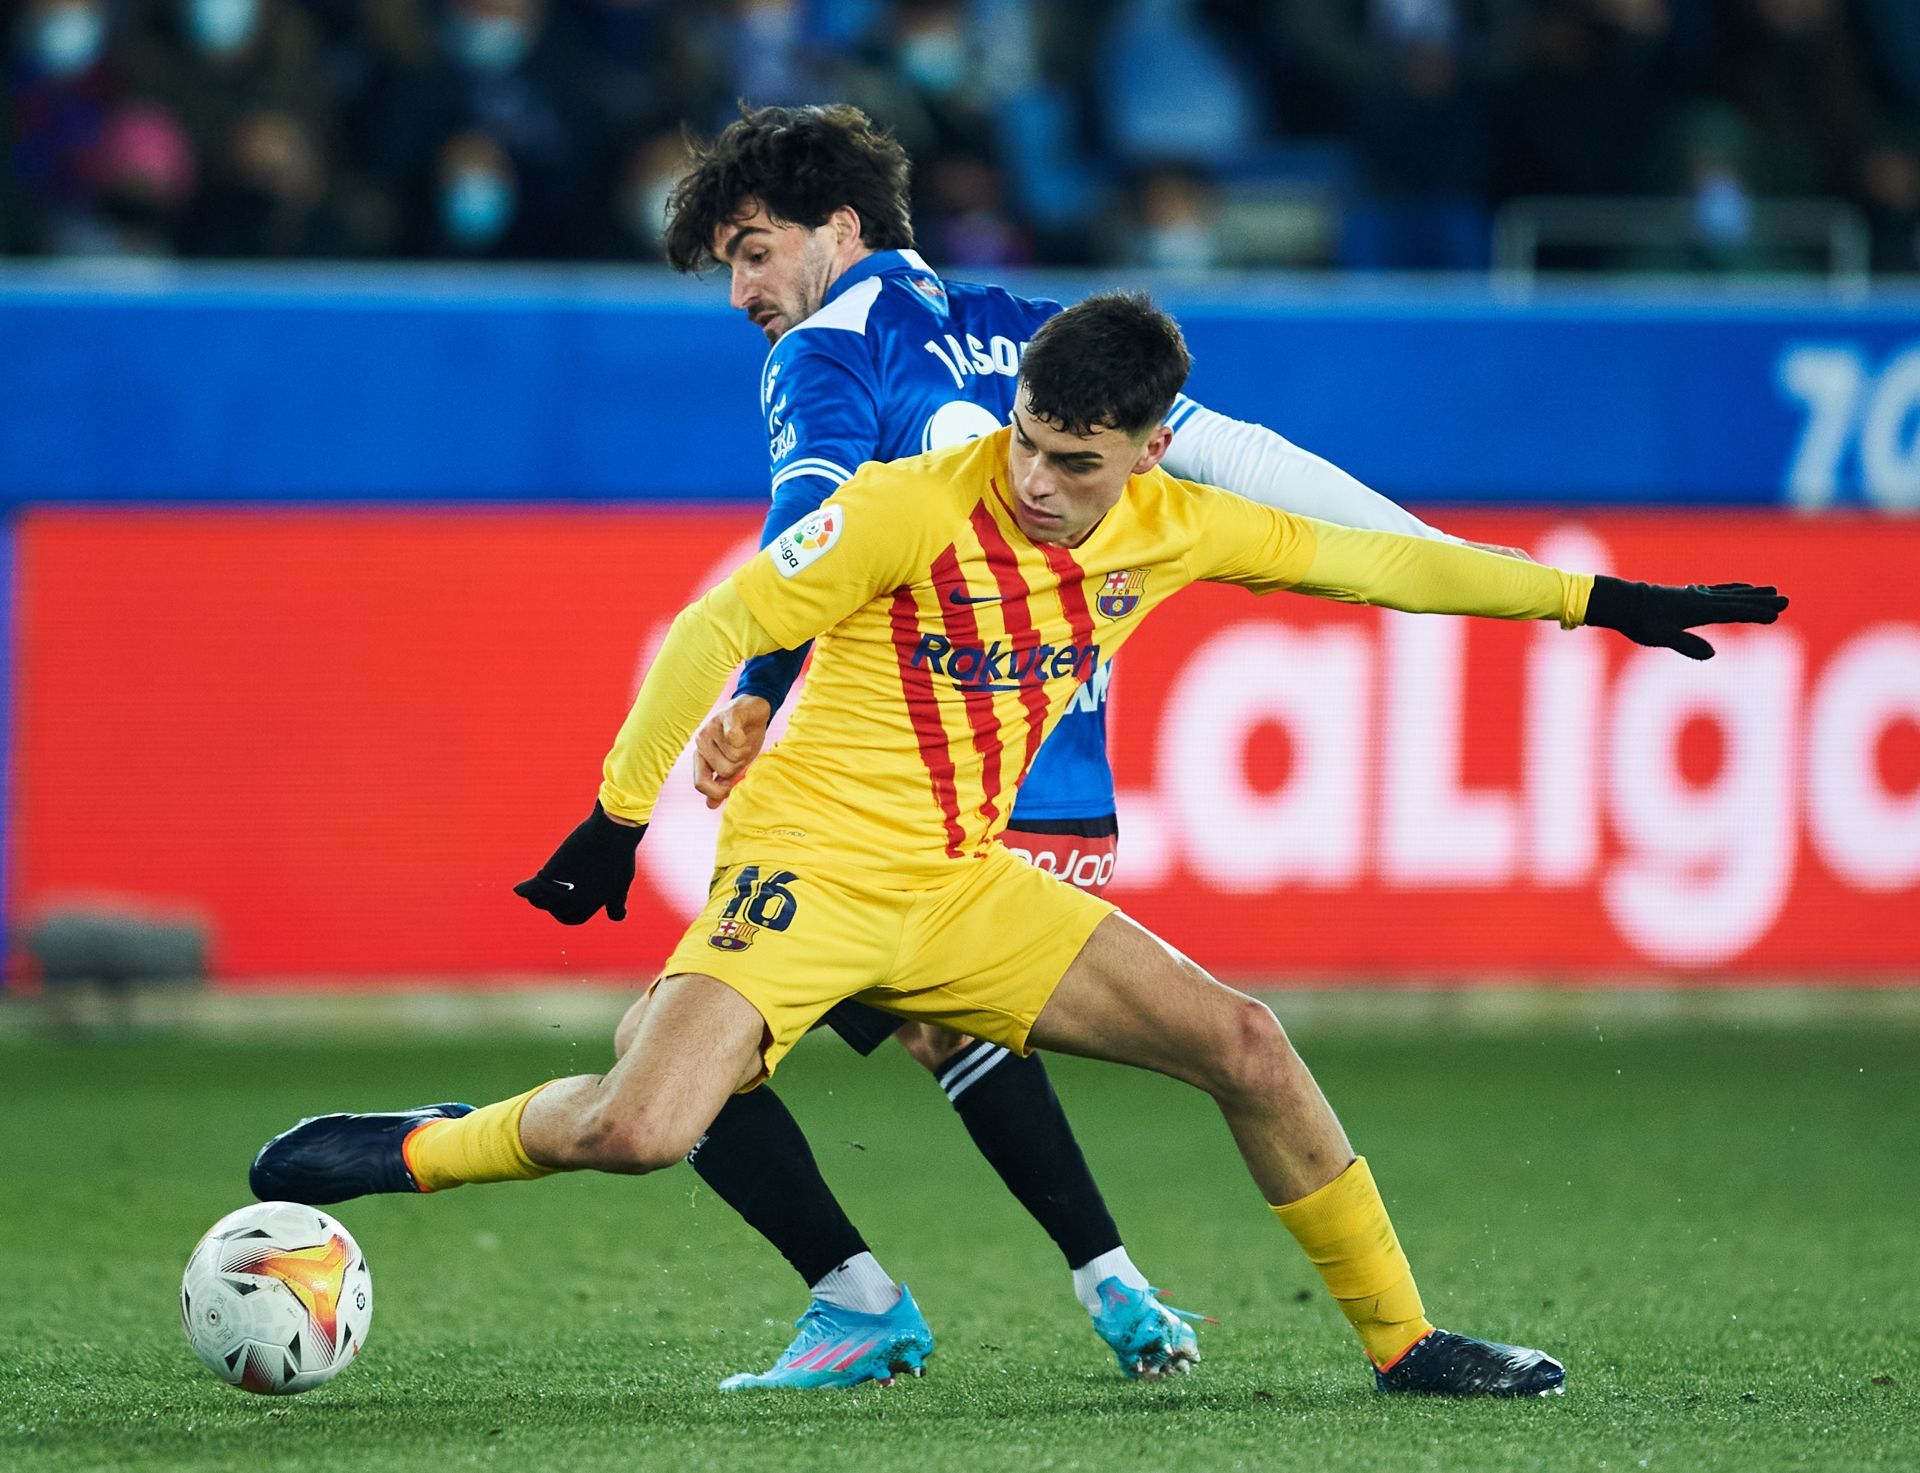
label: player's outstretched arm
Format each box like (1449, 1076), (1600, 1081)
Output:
(515, 581), (784, 925)
(1161, 396), (1528, 559)
(1296, 520), (1786, 655)
(520, 476), (916, 922)
(1199, 502), (1787, 656)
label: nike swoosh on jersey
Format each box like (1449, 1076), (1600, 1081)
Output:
(947, 588), (999, 605)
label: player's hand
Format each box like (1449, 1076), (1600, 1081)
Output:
(513, 802), (646, 924)
(1583, 576), (1788, 660)
(694, 695), (772, 810)
(1465, 539), (1533, 562)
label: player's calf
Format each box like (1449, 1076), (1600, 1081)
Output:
(565, 1098), (709, 1175)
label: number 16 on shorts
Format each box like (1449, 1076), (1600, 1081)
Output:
(707, 866), (800, 952)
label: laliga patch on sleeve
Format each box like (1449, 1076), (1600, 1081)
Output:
(768, 505), (845, 578)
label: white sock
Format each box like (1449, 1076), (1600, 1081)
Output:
(810, 1252), (901, 1315)
(1072, 1246), (1150, 1316)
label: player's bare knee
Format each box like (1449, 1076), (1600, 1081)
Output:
(1212, 996), (1299, 1102)
(897, 1022), (972, 1073)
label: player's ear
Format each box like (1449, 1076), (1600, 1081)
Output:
(1130, 424), (1173, 477)
(830, 205), (861, 248)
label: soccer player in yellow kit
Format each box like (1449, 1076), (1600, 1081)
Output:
(256, 294), (1784, 1396)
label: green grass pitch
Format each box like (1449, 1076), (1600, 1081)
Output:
(3, 993), (1917, 1472)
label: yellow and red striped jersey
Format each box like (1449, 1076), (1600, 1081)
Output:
(663, 427), (1592, 881)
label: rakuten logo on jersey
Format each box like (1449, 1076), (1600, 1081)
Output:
(911, 633), (1099, 691)
(1108, 525), (1920, 972)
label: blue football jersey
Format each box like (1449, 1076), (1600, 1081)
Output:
(739, 248), (1149, 822)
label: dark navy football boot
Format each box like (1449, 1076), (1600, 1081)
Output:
(1375, 1328), (1566, 1397)
(249, 1103), (474, 1204)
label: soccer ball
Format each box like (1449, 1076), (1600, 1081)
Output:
(180, 1201), (373, 1395)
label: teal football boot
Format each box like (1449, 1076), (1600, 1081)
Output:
(719, 1287), (935, 1390)
(1090, 1278), (1206, 1380)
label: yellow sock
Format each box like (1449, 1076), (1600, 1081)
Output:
(1271, 1156), (1433, 1369)
(403, 1085), (561, 1192)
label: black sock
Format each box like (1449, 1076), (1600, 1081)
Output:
(687, 1084), (868, 1287)
(936, 1041), (1123, 1270)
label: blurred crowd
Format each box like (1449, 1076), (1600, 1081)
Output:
(5, 0), (1920, 273)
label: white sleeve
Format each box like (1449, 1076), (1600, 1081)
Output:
(1160, 394), (1461, 543)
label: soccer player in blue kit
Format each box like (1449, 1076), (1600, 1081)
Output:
(648, 104), (1540, 1392)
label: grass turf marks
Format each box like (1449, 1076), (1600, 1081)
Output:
(3, 1000), (1915, 1471)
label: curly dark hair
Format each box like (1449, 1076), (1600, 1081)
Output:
(1018, 292), (1192, 438)
(663, 104), (915, 273)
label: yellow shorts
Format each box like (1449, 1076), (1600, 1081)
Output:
(659, 844), (1115, 1079)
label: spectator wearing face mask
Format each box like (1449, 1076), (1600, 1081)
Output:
(1118, 164), (1222, 270)
(816, 0), (993, 166)
(406, 127), (533, 258)
(13, 0), (110, 81)
(353, 0), (593, 256)
(810, 0), (1001, 198)
(120, 0), (331, 171)
(600, 127), (689, 260)
(1625, 97), (1779, 273)
(5, 0), (122, 252)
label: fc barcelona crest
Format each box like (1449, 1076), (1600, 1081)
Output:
(1095, 568), (1147, 620)
(708, 918), (760, 952)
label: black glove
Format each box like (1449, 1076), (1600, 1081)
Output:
(513, 802), (646, 925)
(1583, 577), (1787, 661)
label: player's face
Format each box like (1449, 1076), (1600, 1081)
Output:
(713, 201), (849, 345)
(1006, 393), (1172, 547)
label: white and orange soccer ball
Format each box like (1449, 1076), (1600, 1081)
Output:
(180, 1202), (372, 1395)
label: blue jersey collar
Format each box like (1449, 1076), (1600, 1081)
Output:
(824, 249), (938, 306)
